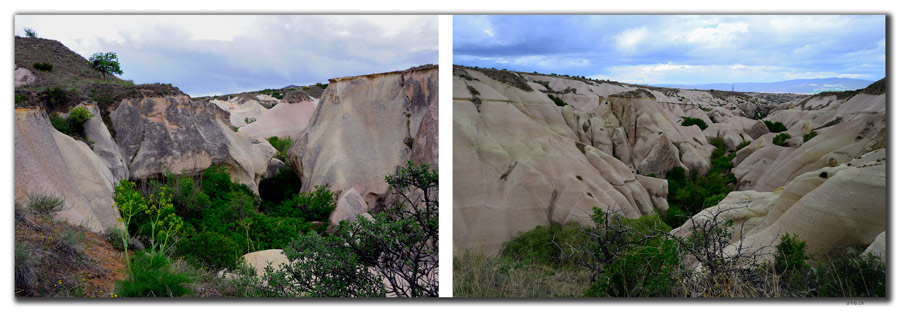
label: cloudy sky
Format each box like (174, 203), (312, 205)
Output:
(15, 15), (438, 96)
(454, 15), (885, 85)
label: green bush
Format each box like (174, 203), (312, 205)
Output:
(315, 82), (329, 89)
(178, 231), (242, 270)
(774, 234), (809, 275)
(271, 184), (335, 221)
(734, 140), (751, 152)
(764, 120), (787, 133)
(116, 252), (192, 297)
(253, 161), (438, 297)
(773, 133), (791, 146)
(49, 106), (95, 140)
(663, 138), (737, 228)
(547, 94), (568, 107)
(499, 223), (590, 267)
(681, 117), (708, 130)
(266, 136), (294, 162)
(802, 131), (818, 142)
(32, 62), (53, 72)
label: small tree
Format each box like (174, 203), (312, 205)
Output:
(89, 52), (123, 80)
(24, 27), (37, 38)
(251, 161), (439, 297)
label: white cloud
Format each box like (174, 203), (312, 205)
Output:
(593, 63), (869, 84)
(614, 27), (647, 53)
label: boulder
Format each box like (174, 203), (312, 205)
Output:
(864, 232), (885, 260)
(110, 95), (276, 192)
(330, 188), (369, 226)
(242, 249), (289, 277)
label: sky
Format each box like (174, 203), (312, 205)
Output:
(15, 15), (438, 97)
(453, 15), (886, 85)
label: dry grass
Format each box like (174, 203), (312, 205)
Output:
(453, 249), (591, 298)
(15, 206), (127, 298)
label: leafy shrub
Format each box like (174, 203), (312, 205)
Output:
(803, 131), (818, 142)
(499, 223), (590, 267)
(774, 234), (809, 275)
(315, 82), (329, 89)
(266, 136), (294, 162)
(49, 106), (95, 140)
(734, 140), (751, 152)
(178, 231), (242, 270)
(270, 184), (335, 221)
(116, 252), (192, 297)
(663, 138), (737, 228)
(32, 62), (53, 72)
(764, 120), (787, 133)
(251, 161), (438, 297)
(681, 117), (708, 130)
(773, 133), (791, 146)
(547, 94), (568, 107)
(244, 117), (256, 124)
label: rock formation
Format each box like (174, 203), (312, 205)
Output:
(239, 99), (318, 140)
(288, 66), (438, 212)
(110, 95), (277, 192)
(14, 108), (121, 232)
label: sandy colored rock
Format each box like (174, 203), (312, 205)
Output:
(81, 104), (130, 181)
(111, 95), (276, 192)
(15, 67), (36, 87)
(453, 69), (660, 253)
(242, 249), (289, 277)
(330, 188), (369, 226)
(864, 231), (885, 260)
(211, 96), (268, 127)
(288, 66), (438, 208)
(678, 151), (886, 261)
(239, 99), (317, 140)
(14, 108), (121, 232)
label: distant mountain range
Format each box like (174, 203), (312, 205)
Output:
(653, 78), (875, 94)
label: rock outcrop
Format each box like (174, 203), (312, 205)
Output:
(239, 99), (318, 140)
(14, 108), (121, 232)
(453, 68), (665, 253)
(674, 149), (886, 260)
(733, 90), (885, 192)
(288, 66), (438, 213)
(110, 95), (277, 192)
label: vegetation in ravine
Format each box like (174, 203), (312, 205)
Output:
(764, 120), (787, 133)
(454, 207), (885, 298)
(662, 137), (736, 228)
(236, 161), (439, 297)
(680, 117), (708, 130)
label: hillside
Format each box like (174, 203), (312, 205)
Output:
(654, 77), (875, 94)
(453, 65), (885, 268)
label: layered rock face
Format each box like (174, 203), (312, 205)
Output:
(14, 108), (121, 232)
(288, 66), (438, 211)
(454, 68), (671, 253)
(674, 148), (886, 260)
(111, 95), (277, 192)
(239, 99), (318, 140)
(733, 89), (886, 192)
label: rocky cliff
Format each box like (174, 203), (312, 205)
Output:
(453, 66), (886, 257)
(288, 65), (438, 212)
